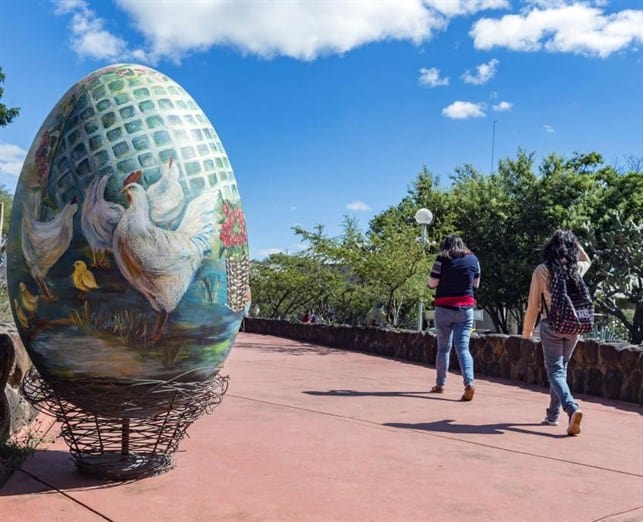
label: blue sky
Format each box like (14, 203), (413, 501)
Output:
(1, 0), (642, 259)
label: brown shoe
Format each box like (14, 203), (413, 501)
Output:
(430, 385), (444, 393)
(567, 410), (583, 436)
(461, 384), (475, 401)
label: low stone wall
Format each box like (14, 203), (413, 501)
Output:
(243, 318), (643, 404)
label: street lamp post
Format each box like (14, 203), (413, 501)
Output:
(414, 208), (433, 331)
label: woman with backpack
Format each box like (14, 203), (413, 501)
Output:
(523, 230), (592, 436)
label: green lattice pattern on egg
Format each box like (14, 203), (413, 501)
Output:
(43, 64), (239, 209)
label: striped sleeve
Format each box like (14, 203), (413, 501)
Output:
(430, 259), (442, 279)
(428, 259), (441, 289)
(473, 259), (481, 289)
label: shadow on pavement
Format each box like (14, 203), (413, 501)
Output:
(472, 376), (643, 416)
(0, 449), (133, 496)
(303, 389), (460, 401)
(384, 419), (569, 438)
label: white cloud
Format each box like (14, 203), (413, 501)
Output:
(525, 0), (567, 7)
(492, 101), (513, 111)
(54, 0), (86, 10)
(442, 101), (487, 119)
(526, 1), (608, 8)
(0, 142), (27, 177)
(470, 3), (643, 57)
(544, 124), (556, 133)
(53, 0), (147, 61)
(419, 67), (449, 87)
(116, 0), (447, 61)
(346, 200), (371, 211)
(426, 0), (510, 17)
(462, 58), (499, 85)
(51, 0), (509, 63)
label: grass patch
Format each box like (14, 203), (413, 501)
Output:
(0, 278), (14, 325)
(0, 419), (50, 487)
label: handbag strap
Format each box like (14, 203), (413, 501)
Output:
(541, 292), (549, 317)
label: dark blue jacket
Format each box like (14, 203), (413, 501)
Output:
(430, 254), (480, 307)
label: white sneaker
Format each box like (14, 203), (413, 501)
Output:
(541, 417), (559, 426)
(567, 410), (583, 436)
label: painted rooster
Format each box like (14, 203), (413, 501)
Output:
(125, 158), (184, 229)
(147, 157), (184, 227)
(113, 182), (217, 342)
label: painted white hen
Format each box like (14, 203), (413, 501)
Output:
(113, 182), (217, 341)
(21, 198), (78, 300)
(146, 157), (184, 227)
(80, 174), (124, 267)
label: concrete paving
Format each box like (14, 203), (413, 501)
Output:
(1, 332), (642, 522)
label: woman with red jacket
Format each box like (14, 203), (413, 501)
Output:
(428, 235), (481, 401)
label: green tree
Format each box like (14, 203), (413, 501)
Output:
(0, 67), (18, 238)
(251, 151), (640, 342)
(0, 186), (11, 237)
(293, 219), (379, 326)
(536, 152), (606, 233)
(361, 218), (429, 327)
(370, 167), (456, 242)
(0, 67), (20, 127)
(294, 216), (430, 327)
(444, 151), (545, 332)
(290, 220), (369, 325)
(593, 167), (643, 226)
(584, 213), (643, 344)
(570, 157), (643, 343)
(434, 151), (606, 334)
(367, 168), (459, 326)
(249, 252), (338, 321)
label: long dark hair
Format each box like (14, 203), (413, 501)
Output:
(438, 234), (471, 260)
(542, 229), (582, 284)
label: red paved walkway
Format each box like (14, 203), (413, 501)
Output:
(1, 332), (642, 521)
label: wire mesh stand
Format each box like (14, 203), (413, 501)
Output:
(21, 369), (229, 481)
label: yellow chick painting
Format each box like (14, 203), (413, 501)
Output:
(18, 281), (39, 316)
(72, 260), (99, 298)
(13, 298), (30, 329)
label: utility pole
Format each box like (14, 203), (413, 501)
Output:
(491, 119), (498, 173)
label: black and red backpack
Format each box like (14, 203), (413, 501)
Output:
(543, 268), (594, 335)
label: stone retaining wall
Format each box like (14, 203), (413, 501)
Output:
(243, 318), (643, 404)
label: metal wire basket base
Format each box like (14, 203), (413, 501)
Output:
(74, 451), (175, 481)
(21, 370), (229, 480)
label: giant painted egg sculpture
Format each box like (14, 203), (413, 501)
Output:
(7, 64), (250, 396)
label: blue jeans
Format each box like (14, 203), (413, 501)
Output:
(540, 319), (580, 421)
(434, 307), (474, 387)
